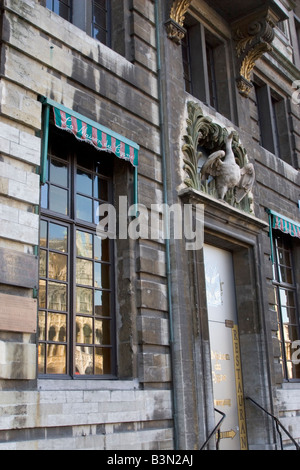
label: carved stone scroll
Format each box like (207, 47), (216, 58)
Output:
(233, 7), (281, 97)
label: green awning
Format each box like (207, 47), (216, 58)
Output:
(39, 96), (139, 167)
(53, 106), (139, 167)
(39, 96), (139, 206)
(266, 209), (300, 239)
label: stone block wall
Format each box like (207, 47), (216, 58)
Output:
(0, 0), (173, 450)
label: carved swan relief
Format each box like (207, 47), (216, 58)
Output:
(182, 102), (255, 211)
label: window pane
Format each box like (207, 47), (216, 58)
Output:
(47, 344), (67, 374)
(47, 313), (67, 342)
(76, 230), (93, 258)
(39, 249), (47, 278)
(39, 280), (46, 309)
(93, 3), (107, 29)
(95, 290), (110, 317)
(94, 235), (109, 261)
(76, 316), (93, 344)
(274, 236), (300, 381)
(94, 176), (108, 200)
(95, 348), (111, 375)
(75, 346), (93, 375)
(76, 169), (93, 196)
(94, 0), (107, 9)
(38, 343), (46, 374)
(76, 287), (93, 315)
(51, 0), (71, 21)
(38, 311), (46, 341)
(76, 195), (93, 222)
(48, 281), (67, 312)
(40, 220), (47, 247)
(95, 319), (111, 345)
(49, 223), (68, 253)
(94, 263), (110, 289)
(49, 186), (68, 215)
(279, 265), (293, 284)
(50, 159), (68, 187)
(41, 184), (48, 209)
(49, 252), (67, 281)
(76, 259), (93, 286)
(92, 27), (107, 43)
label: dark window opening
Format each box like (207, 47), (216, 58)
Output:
(181, 15), (232, 120)
(254, 81), (292, 165)
(45, 0), (111, 46)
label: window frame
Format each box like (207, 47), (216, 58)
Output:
(272, 233), (300, 382)
(254, 80), (293, 166)
(38, 124), (117, 379)
(44, 0), (112, 47)
(181, 14), (232, 120)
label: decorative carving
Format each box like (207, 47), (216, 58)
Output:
(233, 8), (280, 97)
(182, 101), (254, 212)
(201, 131), (255, 203)
(165, 0), (192, 44)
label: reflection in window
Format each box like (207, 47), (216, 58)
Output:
(38, 125), (114, 377)
(46, 0), (111, 47)
(273, 235), (300, 380)
(46, 0), (71, 21)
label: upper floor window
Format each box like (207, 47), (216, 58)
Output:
(254, 81), (293, 166)
(45, 0), (111, 47)
(46, 0), (71, 21)
(181, 14), (232, 121)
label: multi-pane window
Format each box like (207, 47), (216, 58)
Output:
(182, 31), (192, 95)
(38, 125), (115, 377)
(91, 0), (110, 46)
(181, 15), (232, 120)
(46, 0), (71, 21)
(273, 235), (300, 380)
(254, 82), (293, 165)
(45, 0), (111, 46)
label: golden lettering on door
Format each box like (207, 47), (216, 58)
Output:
(211, 349), (230, 384)
(232, 325), (248, 450)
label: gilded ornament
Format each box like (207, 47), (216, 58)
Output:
(166, 0), (192, 44)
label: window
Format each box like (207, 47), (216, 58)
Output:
(45, 0), (111, 46)
(255, 82), (293, 165)
(181, 14), (232, 120)
(38, 125), (115, 377)
(46, 0), (71, 21)
(91, 0), (110, 45)
(273, 235), (300, 380)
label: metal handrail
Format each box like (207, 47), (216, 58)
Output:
(200, 408), (226, 450)
(246, 396), (300, 450)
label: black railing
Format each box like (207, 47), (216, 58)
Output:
(200, 408), (226, 450)
(246, 396), (300, 451)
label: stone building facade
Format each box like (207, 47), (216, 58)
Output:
(0, 0), (299, 451)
